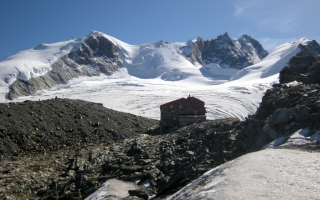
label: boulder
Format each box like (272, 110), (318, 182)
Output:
(269, 108), (291, 125)
(262, 125), (278, 140)
(128, 189), (150, 199)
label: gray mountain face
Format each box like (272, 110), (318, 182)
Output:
(297, 40), (320, 56)
(8, 32), (122, 99)
(184, 33), (268, 69)
(279, 40), (320, 84)
(68, 32), (122, 75)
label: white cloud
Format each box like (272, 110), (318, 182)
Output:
(233, 5), (243, 17)
(233, 0), (303, 33)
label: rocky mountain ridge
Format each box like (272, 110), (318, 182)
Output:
(3, 31), (269, 99)
(185, 33), (268, 68)
(0, 55), (319, 199)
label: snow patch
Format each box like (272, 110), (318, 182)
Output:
(85, 179), (142, 200)
(263, 128), (320, 149)
(168, 149), (320, 200)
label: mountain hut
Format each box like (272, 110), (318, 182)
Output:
(160, 95), (206, 133)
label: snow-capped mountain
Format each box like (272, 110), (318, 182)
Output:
(230, 38), (320, 82)
(0, 31), (269, 99)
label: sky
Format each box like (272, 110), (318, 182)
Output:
(0, 0), (319, 60)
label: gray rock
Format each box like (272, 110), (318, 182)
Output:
(262, 125), (278, 140)
(269, 108), (291, 125)
(291, 105), (310, 123)
(185, 151), (195, 157)
(279, 55), (320, 84)
(128, 189), (150, 199)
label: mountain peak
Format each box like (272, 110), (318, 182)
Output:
(184, 32), (268, 69)
(238, 34), (269, 58)
(217, 32), (231, 40)
(222, 32), (229, 36)
(88, 30), (105, 38)
(239, 34), (252, 40)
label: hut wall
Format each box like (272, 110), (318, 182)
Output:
(178, 115), (206, 126)
(160, 99), (206, 127)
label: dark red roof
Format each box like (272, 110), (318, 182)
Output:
(160, 97), (205, 109)
(187, 97), (204, 105)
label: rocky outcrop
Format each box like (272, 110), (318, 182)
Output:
(297, 40), (320, 56)
(279, 56), (320, 84)
(278, 40), (320, 85)
(185, 33), (268, 69)
(8, 32), (122, 99)
(241, 55), (320, 151)
(245, 82), (320, 150)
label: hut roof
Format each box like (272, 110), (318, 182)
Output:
(187, 96), (205, 105)
(160, 97), (205, 109)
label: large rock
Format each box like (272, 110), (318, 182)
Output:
(269, 108), (291, 125)
(262, 125), (278, 140)
(128, 189), (150, 199)
(291, 105), (310, 123)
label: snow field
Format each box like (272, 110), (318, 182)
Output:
(9, 76), (273, 121)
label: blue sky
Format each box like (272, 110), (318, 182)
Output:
(0, 0), (319, 60)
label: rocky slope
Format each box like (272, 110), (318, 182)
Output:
(0, 98), (158, 157)
(238, 55), (320, 152)
(1, 55), (319, 199)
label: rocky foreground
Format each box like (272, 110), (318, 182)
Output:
(0, 55), (320, 199)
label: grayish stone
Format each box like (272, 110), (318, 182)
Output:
(291, 105), (310, 123)
(269, 108), (291, 125)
